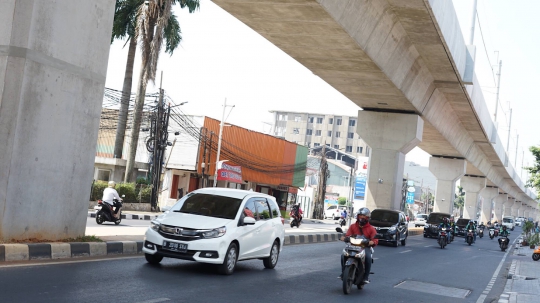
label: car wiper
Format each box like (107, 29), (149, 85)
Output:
(212, 215), (232, 219)
(176, 210), (203, 215)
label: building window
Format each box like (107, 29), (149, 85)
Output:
(349, 119), (356, 127)
(346, 146), (353, 152)
(306, 129), (313, 136)
(293, 128), (299, 134)
(316, 117), (323, 124)
(97, 169), (111, 181)
(335, 131), (341, 138)
(357, 146), (363, 153)
(276, 127), (285, 137)
(329, 118), (333, 125)
(366, 147), (370, 156)
(278, 114), (287, 121)
(327, 131), (332, 137)
(348, 132), (354, 139)
(336, 118), (342, 125)
(334, 145), (339, 149)
(314, 143), (320, 147)
(294, 116), (301, 122)
(308, 117), (314, 123)
(315, 130), (322, 136)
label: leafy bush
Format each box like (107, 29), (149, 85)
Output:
(136, 177), (150, 185)
(116, 183), (137, 202)
(338, 197), (347, 205)
(139, 185), (152, 203)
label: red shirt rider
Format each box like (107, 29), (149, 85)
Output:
(346, 218), (379, 247)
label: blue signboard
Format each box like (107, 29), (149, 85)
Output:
(354, 175), (366, 200)
(406, 192), (415, 204)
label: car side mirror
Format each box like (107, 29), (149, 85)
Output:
(243, 217), (256, 225)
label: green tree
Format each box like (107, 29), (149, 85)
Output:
(454, 185), (465, 216)
(115, 0), (199, 180)
(525, 146), (540, 200)
(338, 197), (347, 206)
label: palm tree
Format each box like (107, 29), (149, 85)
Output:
(124, 0), (199, 182)
(454, 185), (465, 217)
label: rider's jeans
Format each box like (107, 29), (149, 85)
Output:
(341, 248), (373, 281)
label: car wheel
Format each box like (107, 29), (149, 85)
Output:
(401, 233), (407, 246)
(263, 241), (280, 269)
(145, 253), (163, 265)
(218, 243), (238, 275)
(423, 233), (427, 238)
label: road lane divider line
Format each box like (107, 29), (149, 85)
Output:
(399, 250), (412, 254)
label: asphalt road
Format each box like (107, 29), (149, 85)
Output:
(0, 229), (519, 303)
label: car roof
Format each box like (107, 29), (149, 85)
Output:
(189, 187), (275, 201)
(372, 209), (402, 214)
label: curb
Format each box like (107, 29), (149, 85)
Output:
(0, 241), (143, 262)
(88, 211), (159, 221)
(0, 231), (425, 263)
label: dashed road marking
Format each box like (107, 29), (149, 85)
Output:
(399, 250), (412, 254)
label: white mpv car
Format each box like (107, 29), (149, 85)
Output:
(143, 188), (285, 275)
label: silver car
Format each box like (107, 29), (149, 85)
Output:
(414, 214), (428, 227)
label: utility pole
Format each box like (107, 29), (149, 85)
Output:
(506, 108), (512, 154)
(494, 60), (502, 124)
(200, 128), (208, 188)
(521, 150), (525, 179)
(469, 0), (478, 45)
(206, 131), (214, 188)
(514, 133), (519, 167)
(213, 98), (234, 187)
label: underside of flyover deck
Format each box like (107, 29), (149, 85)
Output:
(213, 0), (535, 207)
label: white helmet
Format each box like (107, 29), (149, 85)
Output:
(108, 181), (116, 188)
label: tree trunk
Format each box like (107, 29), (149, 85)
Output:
(124, 65), (147, 182)
(113, 37), (137, 159)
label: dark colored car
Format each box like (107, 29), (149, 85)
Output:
(423, 212), (451, 238)
(454, 218), (471, 236)
(370, 209), (408, 247)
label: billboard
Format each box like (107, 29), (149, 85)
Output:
(354, 157), (369, 201)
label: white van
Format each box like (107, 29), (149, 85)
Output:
(414, 214), (428, 227)
(502, 216), (514, 231)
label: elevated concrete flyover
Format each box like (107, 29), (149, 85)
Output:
(213, 0), (538, 212)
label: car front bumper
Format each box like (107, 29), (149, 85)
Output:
(142, 228), (229, 264)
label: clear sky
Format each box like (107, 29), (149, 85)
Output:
(104, 0), (539, 174)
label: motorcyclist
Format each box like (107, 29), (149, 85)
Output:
(498, 225), (510, 246)
(102, 181), (122, 219)
(339, 207), (378, 284)
(438, 217), (452, 243)
(465, 220), (477, 243)
(289, 204), (303, 224)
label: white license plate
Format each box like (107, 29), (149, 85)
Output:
(163, 241), (188, 252)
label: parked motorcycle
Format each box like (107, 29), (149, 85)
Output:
(499, 234), (510, 251)
(438, 228), (448, 249)
(336, 227), (373, 295)
(96, 197), (123, 225)
(532, 246), (540, 261)
(466, 229), (474, 246)
(489, 228), (495, 240)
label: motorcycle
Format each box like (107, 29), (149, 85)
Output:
(466, 229), (474, 246)
(478, 228), (484, 238)
(338, 216), (347, 227)
(96, 197), (123, 225)
(489, 228), (495, 240)
(532, 246), (540, 261)
(437, 228), (448, 249)
(336, 227), (373, 295)
(290, 216), (301, 228)
(449, 228), (455, 243)
(499, 234), (509, 251)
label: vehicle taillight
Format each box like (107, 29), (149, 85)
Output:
(281, 217), (285, 225)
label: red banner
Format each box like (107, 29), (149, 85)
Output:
(217, 163), (243, 183)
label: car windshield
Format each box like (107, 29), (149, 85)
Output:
(417, 215), (427, 220)
(427, 213), (450, 224)
(456, 219), (470, 226)
(503, 218), (513, 223)
(174, 193), (242, 219)
(370, 211), (399, 225)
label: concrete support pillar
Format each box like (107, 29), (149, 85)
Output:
(503, 198), (514, 218)
(0, 1), (115, 240)
(479, 187), (498, 225)
(493, 194), (508, 223)
(429, 158), (466, 214)
(461, 176), (486, 220)
(357, 111), (423, 210)
(519, 204), (528, 218)
(511, 200), (521, 218)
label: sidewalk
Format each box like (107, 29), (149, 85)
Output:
(498, 244), (540, 303)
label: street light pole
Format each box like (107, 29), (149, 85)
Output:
(213, 98), (227, 187)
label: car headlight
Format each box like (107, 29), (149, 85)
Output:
(388, 226), (396, 233)
(202, 226), (226, 238)
(150, 221), (160, 232)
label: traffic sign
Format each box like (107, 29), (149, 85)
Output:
(406, 192), (415, 204)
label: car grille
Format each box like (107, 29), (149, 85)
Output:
(158, 224), (206, 242)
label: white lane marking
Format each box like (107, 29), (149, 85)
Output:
(136, 299), (170, 303)
(424, 245), (431, 247)
(0, 255), (141, 269)
(475, 237), (518, 303)
(399, 250), (412, 254)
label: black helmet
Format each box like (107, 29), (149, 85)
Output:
(502, 225), (507, 230)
